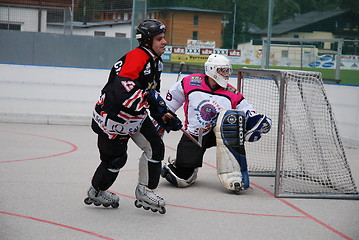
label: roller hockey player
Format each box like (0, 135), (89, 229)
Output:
(84, 19), (182, 213)
(160, 54), (271, 193)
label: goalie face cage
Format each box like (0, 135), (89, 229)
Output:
(238, 68), (359, 199)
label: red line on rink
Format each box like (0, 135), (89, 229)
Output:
(116, 192), (306, 218)
(0, 211), (115, 240)
(201, 155), (353, 240)
(0, 130), (78, 163)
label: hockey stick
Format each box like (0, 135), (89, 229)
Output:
(180, 128), (202, 148)
(198, 128), (203, 147)
(176, 61), (185, 82)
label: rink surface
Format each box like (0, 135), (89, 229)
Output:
(0, 122), (358, 240)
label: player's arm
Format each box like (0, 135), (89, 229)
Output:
(165, 81), (186, 113)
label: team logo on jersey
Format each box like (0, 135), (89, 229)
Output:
(190, 76), (202, 86)
(200, 104), (217, 121)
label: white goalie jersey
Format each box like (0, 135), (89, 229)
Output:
(164, 73), (254, 136)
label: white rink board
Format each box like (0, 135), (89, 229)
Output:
(0, 63), (358, 148)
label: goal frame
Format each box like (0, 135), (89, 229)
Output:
(238, 68), (359, 199)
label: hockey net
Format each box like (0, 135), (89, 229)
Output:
(238, 68), (358, 199)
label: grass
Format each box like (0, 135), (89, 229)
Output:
(262, 66), (359, 86)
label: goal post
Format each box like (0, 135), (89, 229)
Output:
(238, 68), (359, 199)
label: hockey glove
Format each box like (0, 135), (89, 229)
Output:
(147, 89), (168, 120)
(162, 110), (183, 132)
(244, 111), (272, 142)
(147, 89), (182, 133)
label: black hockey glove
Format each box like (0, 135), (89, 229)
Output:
(162, 110), (183, 132)
(147, 89), (182, 132)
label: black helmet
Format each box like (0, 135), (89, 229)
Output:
(136, 19), (166, 46)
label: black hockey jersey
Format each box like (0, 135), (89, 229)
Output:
(92, 46), (163, 138)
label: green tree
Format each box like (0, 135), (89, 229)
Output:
(148, 0), (349, 48)
(76, 0), (103, 23)
(274, 0), (300, 24)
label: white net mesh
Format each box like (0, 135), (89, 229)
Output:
(239, 68), (358, 198)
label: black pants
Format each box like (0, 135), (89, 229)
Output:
(171, 130), (216, 179)
(91, 116), (164, 191)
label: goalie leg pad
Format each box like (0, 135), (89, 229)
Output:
(214, 110), (249, 191)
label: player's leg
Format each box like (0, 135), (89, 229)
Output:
(131, 117), (166, 214)
(85, 132), (129, 208)
(214, 109), (249, 193)
(161, 131), (216, 187)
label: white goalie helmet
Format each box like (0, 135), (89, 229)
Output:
(204, 54), (232, 88)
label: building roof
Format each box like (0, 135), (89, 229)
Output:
(254, 9), (348, 35)
(148, 6), (231, 15)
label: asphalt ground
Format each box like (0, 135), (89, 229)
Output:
(0, 122), (358, 240)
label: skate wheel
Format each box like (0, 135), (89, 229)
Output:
(159, 207), (166, 214)
(151, 208), (158, 212)
(94, 202), (101, 206)
(143, 206), (150, 210)
(112, 202), (119, 208)
(134, 200), (142, 208)
(103, 204), (110, 208)
(84, 198), (92, 205)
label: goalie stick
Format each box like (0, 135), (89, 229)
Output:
(180, 128), (202, 148)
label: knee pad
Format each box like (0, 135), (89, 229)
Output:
(108, 153), (128, 172)
(162, 164), (198, 188)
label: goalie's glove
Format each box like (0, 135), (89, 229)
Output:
(147, 89), (183, 133)
(244, 111), (272, 142)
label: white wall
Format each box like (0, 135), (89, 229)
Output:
(0, 7), (47, 32)
(0, 64), (358, 148)
(47, 24), (132, 38)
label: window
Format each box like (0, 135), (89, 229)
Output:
(281, 50), (289, 58)
(115, 33), (126, 38)
(148, 12), (157, 19)
(194, 15), (199, 26)
(293, 34), (299, 38)
(193, 31), (198, 40)
(94, 31), (105, 36)
(159, 12), (167, 19)
(0, 23), (21, 31)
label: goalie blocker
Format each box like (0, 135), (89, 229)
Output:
(214, 109), (271, 193)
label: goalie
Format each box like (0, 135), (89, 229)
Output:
(160, 54), (271, 193)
